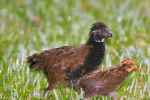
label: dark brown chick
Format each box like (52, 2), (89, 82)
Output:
(27, 22), (112, 91)
(75, 58), (137, 99)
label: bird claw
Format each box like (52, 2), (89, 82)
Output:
(70, 79), (77, 87)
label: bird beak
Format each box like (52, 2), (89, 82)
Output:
(104, 28), (112, 38)
(127, 65), (138, 72)
(133, 65), (138, 71)
(107, 31), (112, 38)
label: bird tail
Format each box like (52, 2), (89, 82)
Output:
(27, 53), (43, 70)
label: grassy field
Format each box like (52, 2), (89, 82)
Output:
(0, 0), (150, 100)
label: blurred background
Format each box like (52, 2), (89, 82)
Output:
(0, 0), (150, 99)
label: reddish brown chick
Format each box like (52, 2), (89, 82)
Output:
(75, 58), (137, 99)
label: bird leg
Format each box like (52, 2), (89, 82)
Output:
(43, 84), (54, 96)
(65, 65), (85, 87)
(84, 98), (91, 100)
(108, 91), (117, 100)
(45, 83), (54, 92)
(67, 65), (84, 80)
(46, 84), (54, 91)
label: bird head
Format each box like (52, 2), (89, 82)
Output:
(89, 22), (112, 43)
(121, 58), (138, 73)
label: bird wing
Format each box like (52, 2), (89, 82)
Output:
(27, 45), (90, 71)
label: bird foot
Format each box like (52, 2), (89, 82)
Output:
(69, 79), (77, 87)
(108, 91), (117, 100)
(43, 85), (54, 96)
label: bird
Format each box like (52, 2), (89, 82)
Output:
(75, 58), (137, 100)
(27, 22), (112, 91)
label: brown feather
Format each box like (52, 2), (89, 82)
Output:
(75, 58), (137, 98)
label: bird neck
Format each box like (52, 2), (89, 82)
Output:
(66, 37), (105, 81)
(84, 40), (105, 73)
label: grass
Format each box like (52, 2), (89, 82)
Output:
(0, 0), (150, 99)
